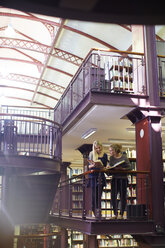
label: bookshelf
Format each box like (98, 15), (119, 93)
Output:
(97, 234), (138, 248)
(16, 224), (61, 248)
(109, 61), (133, 93)
(70, 167), (83, 214)
(69, 232), (139, 248)
(70, 231), (83, 248)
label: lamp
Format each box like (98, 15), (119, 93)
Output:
(103, 142), (135, 148)
(108, 138), (135, 144)
(81, 128), (97, 139)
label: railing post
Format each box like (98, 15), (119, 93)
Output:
(69, 181), (72, 218)
(82, 175), (86, 220)
(70, 84), (73, 113)
(82, 65), (85, 98)
(49, 125), (53, 158)
(97, 53), (101, 91)
(59, 183), (62, 217)
(61, 97), (63, 123)
(96, 172), (102, 220)
(158, 56), (163, 96)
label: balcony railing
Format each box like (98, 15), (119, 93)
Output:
(1, 105), (54, 121)
(54, 48), (146, 125)
(0, 113), (62, 160)
(158, 55), (165, 97)
(51, 169), (150, 222)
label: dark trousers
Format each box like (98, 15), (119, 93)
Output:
(92, 185), (103, 215)
(111, 177), (128, 216)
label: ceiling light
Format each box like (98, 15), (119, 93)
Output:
(103, 142), (135, 148)
(108, 138), (135, 144)
(81, 128), (97, 139)
(121, 144), (136, 148)
(102, 143), (111, 147)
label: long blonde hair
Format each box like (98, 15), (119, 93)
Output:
(92, 140), (103, 161)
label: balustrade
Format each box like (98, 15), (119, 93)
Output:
(54, 48), (147, 125)
(51, 169), (150, 222)
(0, 113), (62, 160)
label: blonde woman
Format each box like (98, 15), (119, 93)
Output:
(109, 144), (131, 219)
(88, 140), (108, 216)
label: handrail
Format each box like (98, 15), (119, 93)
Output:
(87, 47), (165, 58)
(14, 232), (61, 238)
(54, 48), (165, 112)
(87, 48), (144, 57)
(54, 48), (146, 123)
(0, 113), (62, 159)
(59, 48), (145, 96)
(0, 113), (62, 129)
(1, 105), (54, 110)
(52, 168), (151, 221)
(157, 54), (165, 59)
(59, 169), (150, 186)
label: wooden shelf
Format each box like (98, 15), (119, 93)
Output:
(109, 65), (133, 73)
(110, 76), (133, 83)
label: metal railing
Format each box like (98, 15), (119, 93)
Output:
(51, 169), (150, 221)
(1, 105), (54, 121)
(158, 55), (165, 97)
(0, 113), (62, 160)
(54, 48), (146, 125)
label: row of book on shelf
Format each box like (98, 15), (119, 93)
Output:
(98, 238), (138, 247)
(102, 187), (136, 200)
(71, 233), (138, 247)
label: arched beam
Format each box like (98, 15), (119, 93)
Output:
(0, 36), (83, 66)
(0, 73), (65, 94)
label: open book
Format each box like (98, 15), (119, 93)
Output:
(109, 160), (125, 169)
(88, 159), (103, 168)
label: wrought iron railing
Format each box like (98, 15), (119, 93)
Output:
(158, 55), (165, 97)
(51, 169), (150, 221)
(1, 105), (54, 121)
(0, 113), (62, 160)
(54, 48), (146, 125)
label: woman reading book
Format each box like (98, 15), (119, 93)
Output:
(109, 144), (131, 219)
(87, 140), (108, 216)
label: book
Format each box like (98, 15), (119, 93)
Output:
(109, 160), (125, 169)
(87, 159), (103, 168)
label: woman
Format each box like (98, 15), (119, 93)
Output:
(88, 140), (108, 216)
(109, 144), (131, 219)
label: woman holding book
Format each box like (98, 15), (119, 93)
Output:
(88, 140), (108, 216)
(109, 144), (131, 219)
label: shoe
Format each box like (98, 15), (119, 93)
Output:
(111, 215), (117, 220)
(117, 215), (123, 219)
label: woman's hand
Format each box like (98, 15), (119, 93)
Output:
(89, 161), (95, 169)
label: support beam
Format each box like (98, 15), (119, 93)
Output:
(85, 234), (98, 248)
(144, 26), (160, 106)
(60, 228), (68, 248)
